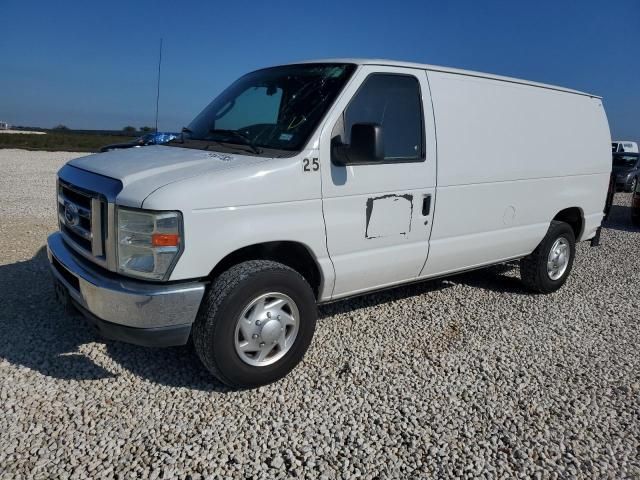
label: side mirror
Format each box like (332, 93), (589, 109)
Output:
(332, 123), (384, 165)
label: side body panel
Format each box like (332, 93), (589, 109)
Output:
(318, 66), (438, 298)
(421, 70), (611, 278)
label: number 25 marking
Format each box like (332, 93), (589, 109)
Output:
(303, 158), (319, 172)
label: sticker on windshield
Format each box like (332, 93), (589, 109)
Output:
(279, 133), (294, 142)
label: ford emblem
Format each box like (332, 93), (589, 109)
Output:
(64, 203), (80, 227)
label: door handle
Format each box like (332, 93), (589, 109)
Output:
(422, 195), (432, 216)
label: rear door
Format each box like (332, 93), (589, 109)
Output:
(318, 66), (437, 298)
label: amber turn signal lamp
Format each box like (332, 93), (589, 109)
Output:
(151, 233), (180, 247)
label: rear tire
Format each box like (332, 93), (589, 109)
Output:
(520, 221), (576, 293)
(192, 260), (317, 388)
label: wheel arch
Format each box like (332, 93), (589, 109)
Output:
(552, 207), (584, 240)
(207, 241), (324, 299)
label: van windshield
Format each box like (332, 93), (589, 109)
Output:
(171, 63), (356, 156)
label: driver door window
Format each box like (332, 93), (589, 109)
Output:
(338, 74), (424, 162)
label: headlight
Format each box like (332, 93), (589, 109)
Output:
(116, 207), (183, 280)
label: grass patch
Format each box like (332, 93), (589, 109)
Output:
(0, 132), (134, 153)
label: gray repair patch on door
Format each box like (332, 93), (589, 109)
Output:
(365, 194), (413, 239)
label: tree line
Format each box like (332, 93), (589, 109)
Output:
(53, 125), (156, 133)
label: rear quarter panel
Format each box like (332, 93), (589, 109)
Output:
(422, 71), (611, 277)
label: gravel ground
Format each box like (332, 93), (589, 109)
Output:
(0, 148), (638, 479)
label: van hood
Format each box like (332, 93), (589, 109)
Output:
(69, 145), (267, 207)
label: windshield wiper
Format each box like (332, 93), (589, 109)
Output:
(168, 127), (262, 155)
(208, 129), (262, 155)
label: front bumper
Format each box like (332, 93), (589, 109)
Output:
(47, 232), (206, 347)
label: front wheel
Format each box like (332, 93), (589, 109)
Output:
(520, 221), (576, 293)
(630, 177), (638, 194)
(192, 260), (317, 388)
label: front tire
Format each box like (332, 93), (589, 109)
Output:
(192, 260), (317, 388)
(520, 221), (576, 293)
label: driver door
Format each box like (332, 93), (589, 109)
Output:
(318, 66), (437, 298)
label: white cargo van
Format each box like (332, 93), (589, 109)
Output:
(48, 59), (611, 387)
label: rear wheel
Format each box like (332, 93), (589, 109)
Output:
(630, 177), (638, 194)
(192, 260), (317, 388)
(520, 221), (576, 293)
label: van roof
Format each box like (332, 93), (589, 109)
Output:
(291, 58), (600, 98)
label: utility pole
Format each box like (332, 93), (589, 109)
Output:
(154, 38), (163, 133)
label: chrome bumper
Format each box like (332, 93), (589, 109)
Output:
(47, 232), (206, 346)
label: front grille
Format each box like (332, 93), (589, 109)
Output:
(61, 223), (92, 251)
(57, 180), (106, 259)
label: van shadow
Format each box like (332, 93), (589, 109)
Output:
(0, 248), (114, 381)
(318, 278), (453, 319)
(0, 247), (228, 392)
(603, 204), (639, 233)
(0, 247), (527, 389)
(446, 262), (529, 295)
(318, 261), (527, 320)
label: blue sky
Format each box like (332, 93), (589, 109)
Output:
(1, 0), (638, 139)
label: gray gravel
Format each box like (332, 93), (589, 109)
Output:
(0, 148), (638, 479)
